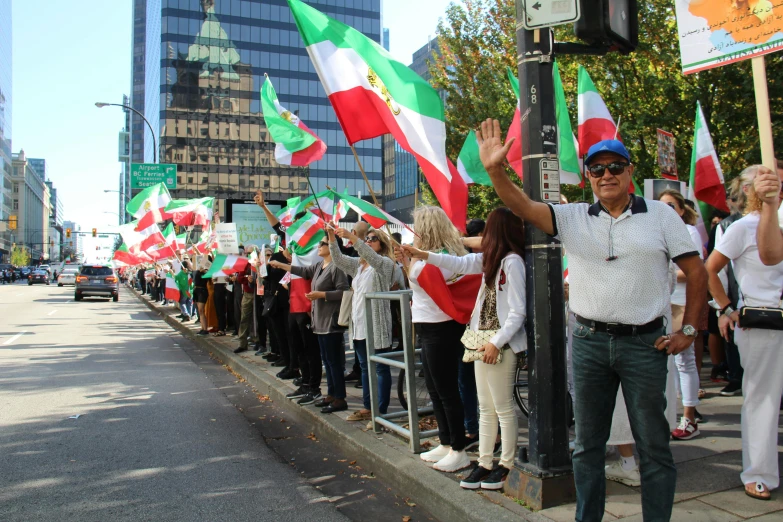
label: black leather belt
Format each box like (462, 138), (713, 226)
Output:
(575, 316), (665, 336)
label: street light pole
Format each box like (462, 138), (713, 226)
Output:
(95, 102), (157, 163)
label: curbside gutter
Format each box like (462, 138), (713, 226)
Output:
(130, 287), (551, 522)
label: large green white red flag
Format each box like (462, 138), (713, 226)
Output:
(119, 220), (165, 254)
(287, 212), (325, 250)
(165, 274), (181, 302)
(164, 197), (214, 228)
(505, 67), (523, 178)
(456, 131), (492, 187)
(288, 0), (467, 231)
(202, 254), (249, 279)
(554, 62), (582, 185)
(127, 183), (172, 231)
(145, 223), (177, 260)
(689, 101), (729, 242)
(277, 196), (302, 227)
(327, 189), (413, 232)
(289, 246), (321, 313)
(261, 75), (327, 166)
(113, 243), (151, 266)
(294, 190), (348, 223)
(577, 66), (620, 157)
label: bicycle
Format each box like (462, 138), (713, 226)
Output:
(513, 354), (574, 427)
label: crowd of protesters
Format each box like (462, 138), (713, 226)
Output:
(124, 129), (783, 514)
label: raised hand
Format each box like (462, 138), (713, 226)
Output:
(402, 245), (428, 260)
(753, 167), (782, 204)
(477, 118), (515, 173)
(254, 189), (266, 207)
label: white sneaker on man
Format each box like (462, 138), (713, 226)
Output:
(433, 449), (471, 472)
(605, 460), (641, 487)
(420, 444), (451, 462)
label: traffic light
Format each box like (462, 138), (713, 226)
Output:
(92, 228), (97, 237)
(575, 0), (638, 54)
(8, 215), (16, 230)
(50, 239), (54, 247)
(66, 228), (71, 238)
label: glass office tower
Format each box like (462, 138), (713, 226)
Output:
(0, 0), (12, 259)
(135, 0), (383, 209)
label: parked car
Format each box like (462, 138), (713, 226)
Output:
(20, 267), (31, 278)
(75, 265), (119, 302)
(28, 270), (50, 285)
(57, 267), (80, 286)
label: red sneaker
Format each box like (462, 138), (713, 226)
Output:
(671, 417), (700, 440)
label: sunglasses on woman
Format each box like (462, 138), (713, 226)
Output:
(365, 236), (380, 243)
(586, 162), (630, 178)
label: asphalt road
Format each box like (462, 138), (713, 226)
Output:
(0, 282), (352, 522)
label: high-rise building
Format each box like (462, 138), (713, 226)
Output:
(133, 0), (383, 215)
(382, 36), (441, 222)
(45, 180), (64, 261)
(0, 0), (12, 261)
(11, 150), (47, 260)
(62, 220), (83, 261)
(382, 27), (389, 52)
(118, 95), (131, 224)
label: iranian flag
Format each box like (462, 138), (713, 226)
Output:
(113, 243), (150, 266)
(296, 190), (348, 223)
(288, 0), (468, 231)
(120, 219), (165, 254)
(287, 212), (325, 250)
(328, 189), (414, 232)
(689, 101), (729, 242)
(505, 67), (523, 178)
(417, 265), (482, 324)
(578, 66), (621, 157)
(188, 231), (217, 256)
(164, 197), (214, 227)
(277, 196), (302, 228)
(554, 62), (582, 185)
(203, 254), (249, 279)
(456, 131), (492, 186)
(289, 244), (322, 313)
(175, 233), (187, 252)
(165, 274), (181, 302)
(127, 183), (172, 231)
(261, 75), (327, 166)
(145, 223), (177, 260)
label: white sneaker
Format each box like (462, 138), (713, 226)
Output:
(605, 460), (641, 487)
(420, 444), (451, 462)
(433, 449), (471, 472)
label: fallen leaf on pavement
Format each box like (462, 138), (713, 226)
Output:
(349, 460), (357, 465)
(402, 516), (411, 522)
(404, 499), (416, 507)
(306, 433), (319, 441)
(337, 459), (347, 462)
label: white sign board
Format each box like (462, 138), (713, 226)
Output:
(522, 0), (580, 30)
(540, 159), (561, 203)
(230, 203), (280, 249)
(215, 223), (240, 254)
(674, 0), (783, 75)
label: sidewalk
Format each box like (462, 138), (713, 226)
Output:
(131, 287), (783, 522)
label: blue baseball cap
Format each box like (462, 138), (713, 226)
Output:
(585, 139), (631, 165)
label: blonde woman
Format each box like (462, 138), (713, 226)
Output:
(328, 226), (395, 421)
(659, 189), (704, 440)
(396, 206), (471, 473)
(707, 165), (783, 501)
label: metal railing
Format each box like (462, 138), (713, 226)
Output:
(364, 290), (437, 453)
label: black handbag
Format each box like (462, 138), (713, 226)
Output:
(734, 271), (783, 330)
(262, 290), (279, 317)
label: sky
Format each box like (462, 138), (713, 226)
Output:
(10, 0), (454, 241)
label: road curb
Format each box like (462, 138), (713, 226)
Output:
(129, 287), (550, 522)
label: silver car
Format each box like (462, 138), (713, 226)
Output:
(75, 265), (119, 302)
(57, 267), (80, 286)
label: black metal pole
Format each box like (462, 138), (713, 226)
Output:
(101, 103), (157, 163)
(514, 2), (571, 480)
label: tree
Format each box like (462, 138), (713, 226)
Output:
(10, 245), (30, 267)
(422, 0), (783, 215)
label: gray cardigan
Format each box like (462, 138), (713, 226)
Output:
(290, 262), (349, 335)
(330, 240), (394, 349)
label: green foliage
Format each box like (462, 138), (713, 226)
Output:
(10, 246), (30, 267)
(420, 0), (783, 216)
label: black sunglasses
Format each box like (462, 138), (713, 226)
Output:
(586, 162), (630, 178)
(365, 236), (380, 243)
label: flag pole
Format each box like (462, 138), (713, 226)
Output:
(302, 167), (328, 222)
(350, 144), (381, 207)
(751, 57), (778, 198)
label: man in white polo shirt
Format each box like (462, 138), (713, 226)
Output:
(477, 119), (707, 522)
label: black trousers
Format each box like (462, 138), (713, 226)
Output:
(213, 283), (227, 332)
(416, 320), (467, 451)
(255, 295), (268, 350)
(233, 284), (243, 335)
(290, 312), (321, 390)
(226, 289), (236, 331)
(267, 308), (291, 366)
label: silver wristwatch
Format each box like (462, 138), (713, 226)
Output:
(682, 325), (698, 338)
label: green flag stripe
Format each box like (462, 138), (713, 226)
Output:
(553, 62), (581, 177)
(506, 66), (520, 99)
(261, 76), (316, 153)
(457, 131), (492, 186)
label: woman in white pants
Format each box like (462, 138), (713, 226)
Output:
(659, 189), (704, 440)
(706, 165), (783, 500)
(404, 208), (526, 491)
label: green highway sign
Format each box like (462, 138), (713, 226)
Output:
(130, 163), (177, 189)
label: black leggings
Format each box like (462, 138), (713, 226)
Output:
(416, 320), (467, 451)
(289, 312), (321, 389)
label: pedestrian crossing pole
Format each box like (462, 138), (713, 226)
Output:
(504, 2), (574, 510)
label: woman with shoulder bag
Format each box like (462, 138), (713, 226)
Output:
(403, 208), (525, 489)
(328, 226), (395, 422)
(706, 165), (783, 501)
(270, 238), (350, 413)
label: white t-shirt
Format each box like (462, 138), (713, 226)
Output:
(716, 213), (783, 308)
(408, 259), (454, 323)
(351, 264), (374, 341)
(670, 224), (704, 306)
